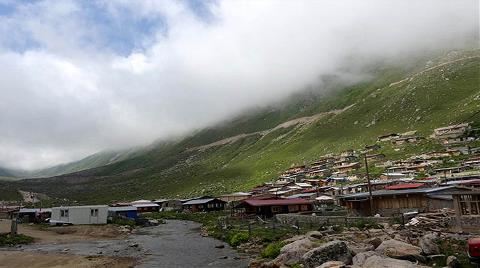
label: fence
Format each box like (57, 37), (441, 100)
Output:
(216, 214), (393, 241)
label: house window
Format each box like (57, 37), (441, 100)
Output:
(272, 206), (281, 213)
(60, 209), (69, 217)
(90, 208), (99, 217)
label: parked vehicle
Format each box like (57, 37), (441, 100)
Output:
(468, 237), (480, 266)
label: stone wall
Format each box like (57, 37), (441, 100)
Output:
(459, 215), (480, 232)
(275, 214), (392, 226)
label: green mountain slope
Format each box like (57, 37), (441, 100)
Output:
(1, 50), (479, 203)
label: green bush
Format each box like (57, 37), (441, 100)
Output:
(229, 232), (249, 247)
(261, 241), (286, 259)
(348, 218), (383, 230)
(0, 233), (34, 246)
(109, 217), (136, 227)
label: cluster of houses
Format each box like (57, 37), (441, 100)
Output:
(2, 123), (479, 226)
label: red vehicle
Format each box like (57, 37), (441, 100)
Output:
(469, 237), (480, 266)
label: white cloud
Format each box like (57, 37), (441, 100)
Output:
(0, 0), (477, 169)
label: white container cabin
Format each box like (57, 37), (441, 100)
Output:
(51, 205), (108, 225)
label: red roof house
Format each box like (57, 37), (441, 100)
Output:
(235, 198), (313, 217)
(385, 183), (425, 190)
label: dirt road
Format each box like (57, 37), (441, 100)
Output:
(0, 219), (127, 243)
(0, 251), (135, 268)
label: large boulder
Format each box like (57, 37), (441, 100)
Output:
(352, 251), (379, 266)
(346, 241), (374, 254)
(366, 237), (383, 249)
(316, 260), (345, 268)
(418, 233), (440, 255)
(360, 255), (419, 268)
(446, 255), (459, 268)
(301, 240), (353, 268)
(274, 238), (315, 266)
(375, 239), (422, 261)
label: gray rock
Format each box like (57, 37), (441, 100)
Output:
(306, 231), (324, 240)
(361, 255), (418, 268)
(316, 260), (345, 268)
(419, 233), (440, 255)
(366, 237), (382, 249)
(446, 255), (459, 268)
(301, 240), (353, 268)
(347, 241), (374, 254)
(275, 238), (315, 265)
(375, 239), (422, 261)
(352, 251), (379, 266)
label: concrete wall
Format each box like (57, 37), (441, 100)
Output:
(51, 206), (108, 225)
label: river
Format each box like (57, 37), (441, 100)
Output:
(18, 220), (250, 268)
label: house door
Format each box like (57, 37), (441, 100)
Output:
(90, 208), (99, 224)
(60, 209), (69, 223)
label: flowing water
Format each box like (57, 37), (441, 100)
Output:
(17, 220), (250, 268)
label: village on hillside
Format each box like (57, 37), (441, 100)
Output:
(1, 122), (480, 267)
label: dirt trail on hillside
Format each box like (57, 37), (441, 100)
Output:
(389, 55), (480, 87)
(0, 251), (135, 268)
(190, 104), (355, 151)
(0, 219), (127, 243)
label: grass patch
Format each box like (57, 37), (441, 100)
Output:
(438, 238), (475, 268)
(347, 218), (383, 230)
(261, 241), (286, 259)
(229, 232), (249, 247)
(0, 233), (34, 246)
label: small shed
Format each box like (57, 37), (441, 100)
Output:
(108, 206), (138, 220)
(182, 198), (226, 212)
(160, 199), (183, 211)
(18, 208), (51, 223)
(131, 200), (160, 213)
(51, 205), (108, 225)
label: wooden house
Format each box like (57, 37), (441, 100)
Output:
(377, 133), (400, 142)
(131, 200), (160, 213)
(339, 186), (471, 216)
(452, 191), (480, 231)
(235, 198), (313, 218)
(220, 192), (252, 203)
(333, 162), (361, 173)
(182, 198), (226, 212)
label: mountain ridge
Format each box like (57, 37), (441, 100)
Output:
(1, 50), (479, 203)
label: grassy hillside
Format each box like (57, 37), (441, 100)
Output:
(1, 50), (479, 204)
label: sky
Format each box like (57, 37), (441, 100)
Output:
(0, 0), (478, 170)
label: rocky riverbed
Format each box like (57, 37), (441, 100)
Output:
(2, 220), (250, 268)
(249, 219), (475, 268)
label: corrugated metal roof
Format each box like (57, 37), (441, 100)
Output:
(19, 208), (52, 213)
(183, 198), (224, 205)
(385, 183), (425, 190)
(108, 206), (137, 212)
(339, 186), (457, 199)
(286, 193), (316, 199)
(242, 198), (312, 206)
(132, 203), (159, 208)
(52, 205), (108, 209)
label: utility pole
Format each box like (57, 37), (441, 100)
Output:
(364, 154), (374, 216)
